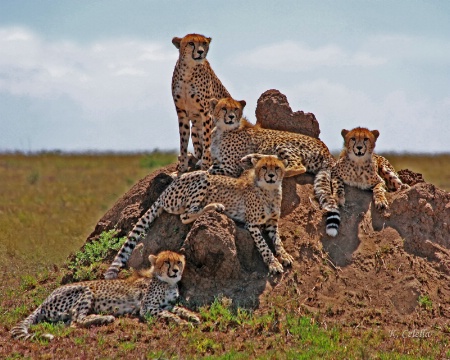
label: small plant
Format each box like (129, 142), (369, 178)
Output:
(418, 294), (433, 311)
(68, 229), (126, 281)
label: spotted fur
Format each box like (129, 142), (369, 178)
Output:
(10, 251), (199, 341)
(332, 127), (409, 211)
(105, 155), (292, 278)
(208, 97), (340, 237)
(172, 33), (231, 173)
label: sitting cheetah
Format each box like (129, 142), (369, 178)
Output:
(332, 127), (409, 210)
(208, 97), (341, 237)
(172, 33), (231, 172)
(105, 155), (293, 278)
(10, 251), (199, 341)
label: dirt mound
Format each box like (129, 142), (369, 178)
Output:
(86, 90), (450, 330)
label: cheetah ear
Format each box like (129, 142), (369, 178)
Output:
(341, 129), (349, 138)
(206, 37), (212, 43)
(282, 159), (289, 167)
(148, 254), (157, 266)
(241, 154), (263, 168)
(239, 100), (247, 109)
(172, 37), (182, 49)
(210, 98), (219, 112)
(371, 130), (380, 140)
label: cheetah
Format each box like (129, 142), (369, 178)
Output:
(172, 33), (231, 173)
(10, 251), (199, 341)
(331, 127), (409, 210)
(208, 97), (341, 237)
(105, 155), (293, 278)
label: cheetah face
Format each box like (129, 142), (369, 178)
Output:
(172, 34), (211, 63)
(210, 97), (246, 131)
(149, 251), (186, 286)
(341, 127), (379, 160)
(243, 154), (287, 189)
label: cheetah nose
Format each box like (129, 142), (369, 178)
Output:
(356, 146), (363, 150)
(197, 50), (204, 55)
(268, 173), (275, 178)
(228, 114), (235, 120)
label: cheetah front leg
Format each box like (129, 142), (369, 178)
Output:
(373, 182), (389, 210)
(199, 111), (213, 170)
(191, 118), (203, 166)
(265, 219), (293, 267)
(179, 202), (225, 224)
(172, 306), (201, 324)
(246, 223), (283, 274)
(176, 108), (191, 173)
(276, 147), (307, 177)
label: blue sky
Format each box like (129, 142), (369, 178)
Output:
(1, 0), (449, 153)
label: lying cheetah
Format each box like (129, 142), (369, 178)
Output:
(10, 251), (199, 341)
(209, 97), (341, 237)
(332, 127), (409, 210)
(105, 155), (293, 278)
(172, 33), (231, 172)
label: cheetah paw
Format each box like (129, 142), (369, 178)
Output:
(278, 251), (294, 266)
(375, 199), (389, 210)
(268, 258), (284, 274)
(215, 204), (225, 213)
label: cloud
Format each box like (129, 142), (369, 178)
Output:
(233, 41), (387, 71)
(283, 79), (450, 153)
(0, 27), (177, 119)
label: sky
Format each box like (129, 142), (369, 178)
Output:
(1, 0), (449, 153)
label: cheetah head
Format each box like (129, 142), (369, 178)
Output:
(341, 127), (379, 161)
(149, 251), (186, 286)
(241, 154), (287, 189)
(210, 97), (246, 131)
(172, 33), (211, 63)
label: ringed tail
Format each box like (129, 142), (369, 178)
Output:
(325, 210), (340, 237)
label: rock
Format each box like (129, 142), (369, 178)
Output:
(255, 89), (320, 138)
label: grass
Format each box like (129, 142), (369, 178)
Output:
(0, 151), (449, 359)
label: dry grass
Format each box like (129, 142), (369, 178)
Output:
(0, 152), (449, 359)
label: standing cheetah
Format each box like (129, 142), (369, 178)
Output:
(10, 251), (199, 341)
(172, 33), (231, 172)
(332, 127), (409, 210)
(208, 97), (341, 237)
(105, 155), (293, 278)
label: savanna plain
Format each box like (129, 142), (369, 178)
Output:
(1, 152), (449, 359)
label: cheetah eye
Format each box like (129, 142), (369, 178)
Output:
(188, 42), (195, 46)
(177, 261), (183, 266)
(262, 166), (267, 170)
(221, 107), (227, 112)
(275, 166), (280, 171)
(164, 261), (170, 266)
(202, 42), (207, 46)
(364, 137), (369, 141)
(350, 137), (356, 141)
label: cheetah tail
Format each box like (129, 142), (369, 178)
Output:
(104, 200), (164, 280)
(10, 306), (43, 340)
(325, 210), (340, 237)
